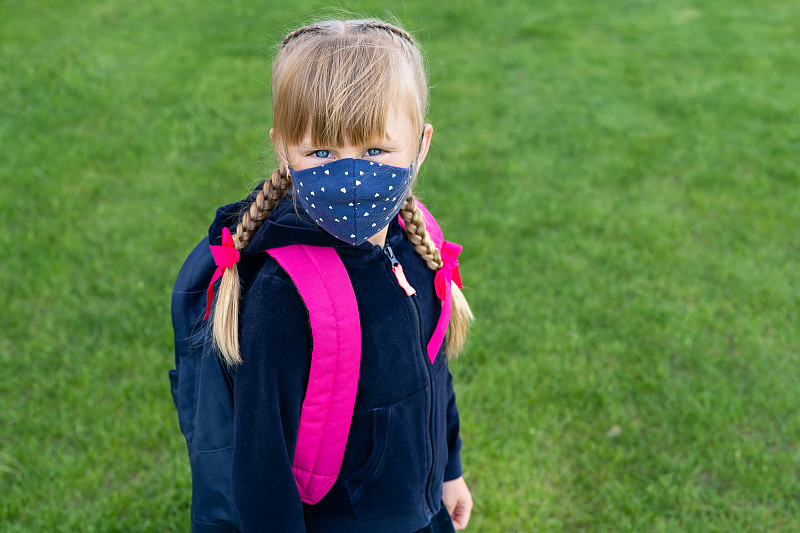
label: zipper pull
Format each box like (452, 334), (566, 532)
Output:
(384, 245), (416, 296)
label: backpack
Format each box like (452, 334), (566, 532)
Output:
(169, 203), (457, 532)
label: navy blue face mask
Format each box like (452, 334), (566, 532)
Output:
(290, 158), (414, 246)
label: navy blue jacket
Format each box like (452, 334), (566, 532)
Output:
(172, 192), (463, 532)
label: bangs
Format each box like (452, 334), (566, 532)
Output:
(272, 35), (421, 147)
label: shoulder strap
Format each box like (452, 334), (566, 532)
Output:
(266, 245), (361, 505)
(397, 200), (456, 362)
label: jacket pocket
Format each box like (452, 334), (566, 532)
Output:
(344, 389), (429, 519)
(191, 519), (240, 533)
(188, 444), (239, 530)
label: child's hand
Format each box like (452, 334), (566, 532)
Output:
(442, 476), (473, 530)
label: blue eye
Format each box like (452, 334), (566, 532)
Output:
(314, 150), (330, 158)
(366, 148), (382, 156)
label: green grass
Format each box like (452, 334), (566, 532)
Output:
(2, 0), (798, 531)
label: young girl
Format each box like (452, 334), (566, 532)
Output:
(183, 18), (474, 532)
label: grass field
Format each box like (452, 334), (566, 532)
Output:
(2, 0), (799, 531)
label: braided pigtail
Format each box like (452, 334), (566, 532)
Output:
(400, 195), (474, 359)
(400, 195), (442, 269)
(212, 166), (291, 366)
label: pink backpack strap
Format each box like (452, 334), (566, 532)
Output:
(397, 201), (463, 363)
(266, 245), (361, 505)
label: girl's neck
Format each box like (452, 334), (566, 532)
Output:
(366, 226), (390, 247)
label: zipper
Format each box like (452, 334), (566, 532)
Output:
(382, 245), (435, 519)
(409, 294), (436, 519)
(384, 245), (416, 296)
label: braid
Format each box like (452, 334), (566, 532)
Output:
(235, 166), (291, 250)
(282, 25), (321, 46)
(212, 166), (291, 367)
(399, 194), (442, 270)
(356, 20), (415, 45)
(400, 193), (474, 360)
(282, 19), (415, 48)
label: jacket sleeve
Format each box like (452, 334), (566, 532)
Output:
(443, 368), (463, 482)
(232, 264), (311, 532)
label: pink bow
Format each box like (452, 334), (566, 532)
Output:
(426, 240), (463, 363)
(204, 227), (240, 320)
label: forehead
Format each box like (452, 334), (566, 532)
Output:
(383, 105), (417, 141)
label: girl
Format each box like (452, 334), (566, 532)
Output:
(196, 18), (473, 532)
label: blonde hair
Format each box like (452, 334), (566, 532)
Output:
(212, 18), (473, 366)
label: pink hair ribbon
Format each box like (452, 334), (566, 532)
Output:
(204, 227), (240, 320)
(426, 240), (463, 363)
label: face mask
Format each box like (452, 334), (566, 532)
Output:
(290, 158), (414, 245)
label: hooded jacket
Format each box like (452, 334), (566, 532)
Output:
(201, 190), (463, 533)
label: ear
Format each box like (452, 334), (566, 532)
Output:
(415, 123), (434, 169)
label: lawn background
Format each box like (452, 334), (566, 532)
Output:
(1, 0), (799, 531)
